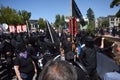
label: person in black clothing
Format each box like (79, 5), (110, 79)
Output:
(80, 36), (99, 80)
(14, 44), (37, 80)
(63, 37), (72, 53)
(65, 51), (90, 80)
(80, 36), (113, 80)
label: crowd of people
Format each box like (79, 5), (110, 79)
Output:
(95, 26), (120, 37)
(0, 28), (119, 80)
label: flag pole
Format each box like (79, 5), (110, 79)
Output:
(46, 21), (54, 44)
(71, 0), (72, 17)
(70, 0), (74, 43)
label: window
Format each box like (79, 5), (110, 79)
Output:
(111, 18), (114, 21)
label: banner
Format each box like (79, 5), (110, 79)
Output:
(16, 25), (22, 33)
(22, 25), (27, 32)
(9, 25), (15, 33)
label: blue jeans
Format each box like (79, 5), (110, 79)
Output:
(20, 72), (34, 80)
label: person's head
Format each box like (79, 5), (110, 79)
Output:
(60, 47), (65, 55)
(65, 51), (75, 63)
(39, 60), (77, 80)
(85, 36), (94, 48)
(67, 37), (71, 42)
(17, 43), (27, 53)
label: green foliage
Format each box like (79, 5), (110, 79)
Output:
(18, 10), (31, 24)
(86, 22), (95, 35)
(60, 15), (65, 27)
(54, 14), (60, 27)
(101, 20), (109, 27)
(110, 0), (120, 17)
(54, 14), (65, 28)
(116, 9), (120, 17)
(0, 6), (16, 24)
(118, 23), (120, 27)
(0, 6), (31, 26)
(86, 8), (95, 34)
(110, 0), (120, 8)
(86, 8), (95, 22)
(38, 18), (46, 29)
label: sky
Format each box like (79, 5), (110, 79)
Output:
(0, 0), (119, 23)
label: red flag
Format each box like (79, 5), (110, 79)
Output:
(68, 17), (77, 35)
(68, 19), (72, 33)
(73, 17), (77, 35)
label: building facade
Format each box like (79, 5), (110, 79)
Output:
(108, 15), (120, 27)
(96, 15), (120, 28)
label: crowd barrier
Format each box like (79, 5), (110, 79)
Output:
(97, 52), (120, 79)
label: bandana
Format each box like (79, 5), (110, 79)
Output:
(19, 51), (27, 59)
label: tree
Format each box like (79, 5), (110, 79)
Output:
(116, 9), (120, 17)
(54, 14), (66, 28)
(101, 20), (109, 28)
(38, 18), (46, 29)
(0, 6), (17, 25)
(110, 0), (120, 17)
(18, 10), (31, 24)
(86, 8), (95, 22)
(110, 0), (120, 8)
(86, 8), (95, 34)
(60, 15), (65, 27)
(54, 14), (61, 27)
(0, 6), (31, 26)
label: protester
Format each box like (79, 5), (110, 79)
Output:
(14, 44), (37, 80)
(39, 60), (77, 80)
(80, 36), (99, 80)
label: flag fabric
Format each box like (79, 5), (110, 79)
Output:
(16, 25), (22, 33)
(72, 0), (85, 26)
(73, 17), (77, 35)
(68, 17), (77, 35)
(68, 19), (72, 33)
(22, 25), (27, 32)
(46, 21), (60, 46)
(9, 25), (15, 33)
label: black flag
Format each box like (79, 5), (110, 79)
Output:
(46, 21), (60, 46)
(72, 0), (85, 26)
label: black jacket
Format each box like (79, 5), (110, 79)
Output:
(80, 46), (97, 75)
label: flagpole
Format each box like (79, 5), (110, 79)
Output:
(70, 0), (73, 42)
(71, 0), (72, 16)
(46, 21), (54, 44)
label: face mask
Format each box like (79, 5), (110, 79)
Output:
(19, 51), (27, 59)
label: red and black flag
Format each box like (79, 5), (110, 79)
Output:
(72, 0), (85, 26)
